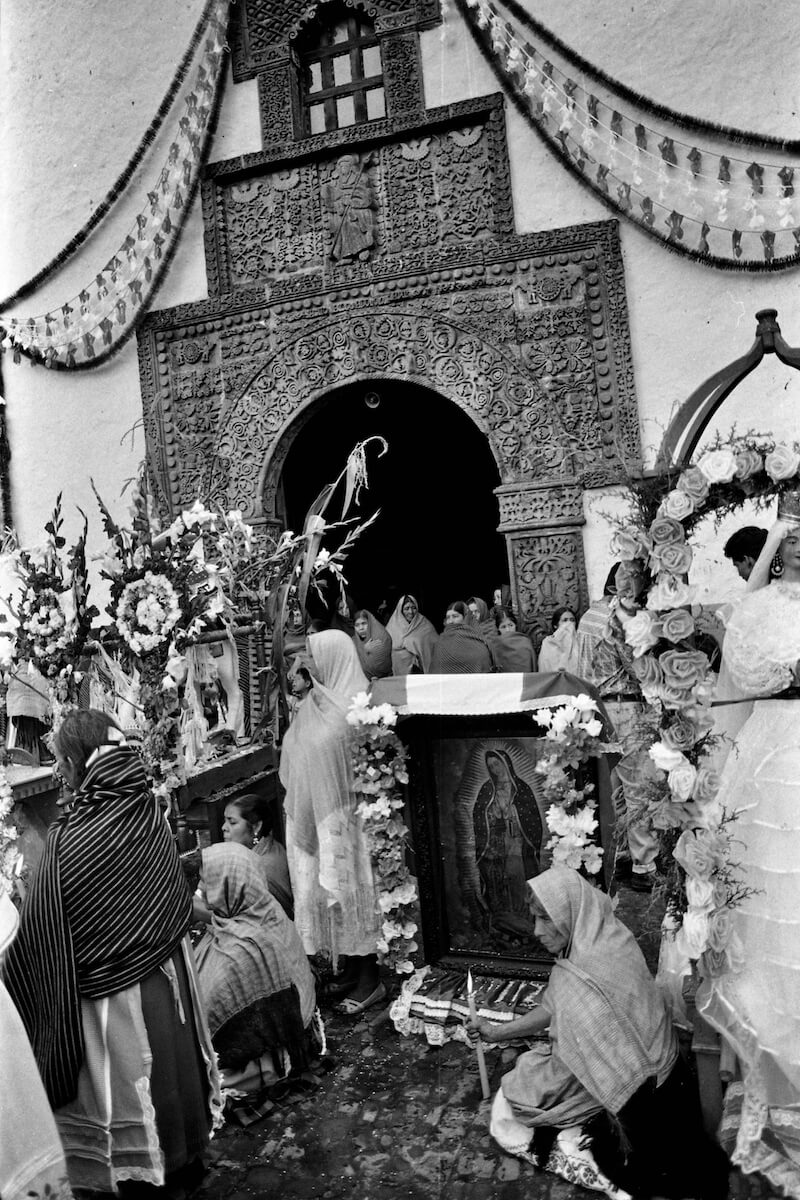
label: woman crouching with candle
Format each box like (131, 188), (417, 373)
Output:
(467, 866), (728, 1200)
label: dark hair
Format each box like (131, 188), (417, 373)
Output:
(603, 563), (621, 596)
(52, 709), (123, 784)
(495, 610), (518, 630)
(445, 600), (470, 619)
(550, 605), (576, 631)
(723, 526), (768, 563)
(354, 609), (370, 623)
(226, 793), (274, 838)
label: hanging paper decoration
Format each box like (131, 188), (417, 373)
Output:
(457, 0), (800, 270)
(0, 0), (230, 369)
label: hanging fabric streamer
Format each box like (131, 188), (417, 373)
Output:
(456, 0), (800, 270)
(0, 0), (231, 369)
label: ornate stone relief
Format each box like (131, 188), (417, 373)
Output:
(140, 92), (640, 630)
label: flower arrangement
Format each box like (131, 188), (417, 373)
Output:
(10, 496), (98, 712)
(533, 695), (609, 876)
(347, 692), (419, 975)
(0, 765), (20, 898)
(605, 433), (797, 966)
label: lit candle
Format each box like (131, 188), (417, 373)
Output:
(467, 968), (491, 1100)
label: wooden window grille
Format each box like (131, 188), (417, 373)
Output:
(297, 7), (385, 135)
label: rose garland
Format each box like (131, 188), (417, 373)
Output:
(0, 764), (20, 898)
(533, 694), (609, 876)
(347, 693), (419, 975)
(609, 434), (800, 968)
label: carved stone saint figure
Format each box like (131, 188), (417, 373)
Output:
(323, 153), (377, 262)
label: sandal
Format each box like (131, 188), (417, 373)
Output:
(335, 981), (387, 1016)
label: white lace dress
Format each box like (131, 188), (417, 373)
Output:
(699, 580), (800, 1195)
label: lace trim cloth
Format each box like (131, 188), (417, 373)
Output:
(723, 582), (800, 696)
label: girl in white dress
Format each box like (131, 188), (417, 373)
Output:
(699, 514), (800, 1194)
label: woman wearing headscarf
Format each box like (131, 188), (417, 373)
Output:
(3, 709), (220, 1194)
(279, 630), (384, 1013)
(0, 891), (73, 1200)
(537, 607), (580, 675)
(194, 843), (319, 1096)
(468, 596), (500, 644)
(430, 601), (495, 673)
(468, 866), (728, 1200)
(352, 608), (393, 681)
(386, 594), (439, 675)
(492, 612), (537, 673)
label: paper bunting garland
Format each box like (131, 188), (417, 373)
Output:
(0, 0), (230, 369)
(457, 0), (800, 270)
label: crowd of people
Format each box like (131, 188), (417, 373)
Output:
(2, 517), (799, 1198)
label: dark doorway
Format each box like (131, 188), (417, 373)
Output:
(278, 380), (508, 628)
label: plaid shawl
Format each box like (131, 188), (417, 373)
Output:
(430, 624), (495, 673)
(531, 867), (676, 1114)
(194, 843), (315, 1071)
(3, 745), (191, 1108)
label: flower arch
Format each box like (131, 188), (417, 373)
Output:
(609, 434), (800, 968)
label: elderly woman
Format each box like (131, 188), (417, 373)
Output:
(280, 630), (384, 1013)
(194, 843), (319, 1099)
(537, 607), (580, 675)
(386, 594), (438, 675)
(3, 710), (219, 1194)
(351, 608), (393, 681)
(492, 612), (537, 673)
(430, 601), (495, 673)
(221, 793), (294, 918)
(469, 867), (727, 1200)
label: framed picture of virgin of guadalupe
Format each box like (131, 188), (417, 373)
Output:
(400, 715), (574, 979)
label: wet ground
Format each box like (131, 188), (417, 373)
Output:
(196, 887), (779, 1200)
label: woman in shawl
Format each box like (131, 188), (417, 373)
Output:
(386, 594), (439, 675)
(468, 867), (727, 1200)
(468, 595), (501, 643)
(430, 601), (495, 673)
(194, 843), (319, 1096)
(493, 612), (537, 673)
(221, 792), (294, 918)
(352, 608), (393, 681)
(0, 891), (73, 1200)
(3, 709), (220, 1194)
(280, 630), (384, 1013)
(537, 607), (581, 675)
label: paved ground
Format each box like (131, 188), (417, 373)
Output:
(196, 887), (779, 1200)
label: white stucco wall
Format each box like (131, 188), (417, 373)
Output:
(1, 0), (798, 602)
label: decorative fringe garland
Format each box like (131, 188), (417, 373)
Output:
(0, 0), (223, 314)
(0, 0), (231, 369)
(455, 0), (800, 271)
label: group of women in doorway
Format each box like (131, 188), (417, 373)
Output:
(351, 593), (584, 680)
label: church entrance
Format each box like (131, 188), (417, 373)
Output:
(277, 380), (507, 626)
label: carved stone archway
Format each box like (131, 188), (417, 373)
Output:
(202, 308), (593, 632)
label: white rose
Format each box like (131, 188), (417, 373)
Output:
(647, 575), (696, 612)
(764, 444), (800, 482)
(668, 759), (697, 801)
(623, 609), (660, 658)
(584, 718), (603, 738)
(696, 448), (737, 484)
(658, 489), (695, 521)
(649, 742), (687, 772)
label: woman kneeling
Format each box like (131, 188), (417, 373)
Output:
(194, 843), (321, 1105)
(469, 866), (728, 1200)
